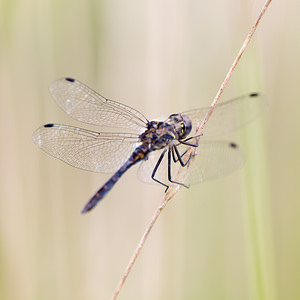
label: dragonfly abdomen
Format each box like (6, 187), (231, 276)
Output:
(81, 171), (123, 213)
(81, 144), (149, 213)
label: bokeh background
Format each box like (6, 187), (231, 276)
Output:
(0, 0), (299, 299)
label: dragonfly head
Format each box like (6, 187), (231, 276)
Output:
(167, 114), (192, 140)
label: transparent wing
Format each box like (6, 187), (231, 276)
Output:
(182, 93), (265, 137)
(32, 124), (140, 173)
(49, 77), (148, 131)
(138, 140), (244, 186)
(138, 148), (168, 185)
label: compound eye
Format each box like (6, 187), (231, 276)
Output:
(179, 115), (192, 139)
(168, 113), (181, 123)
(181, 122), (186, 132)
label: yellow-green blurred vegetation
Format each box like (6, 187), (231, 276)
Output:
(0, 0), (299, 299)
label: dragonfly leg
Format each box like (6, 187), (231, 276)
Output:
(151, 149), (169, 190)
(167, 148), (189, 189)
(171, 146), (188, 163)
(179, 134), (202, 147)
(173, 144), (195, 167)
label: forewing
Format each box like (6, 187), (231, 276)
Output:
(138, 140), (244, 186)
(32, 124), (139, 173)
(182, 93), (265, 137)
(49, 78), (148, 131)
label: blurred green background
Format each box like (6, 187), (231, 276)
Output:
(0, 0), (299, 299)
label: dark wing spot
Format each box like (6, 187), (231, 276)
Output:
(229, 142), (238, 148)
(65, 77), (75, 82)
(44, 123), (54, 128)
(250, 92), (259, 97)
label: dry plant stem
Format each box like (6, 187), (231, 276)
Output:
(110, 195), (170, 300)
(110, 1), (272, 299)
(194, 0), (273, 139)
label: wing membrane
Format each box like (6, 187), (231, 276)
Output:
(32, 124), (139, 173)
(49, 78), (148, 131)
(138, 140), (244, 186)
(182, 93), (265, 137)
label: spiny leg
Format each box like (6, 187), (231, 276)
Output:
(173, 144), (194, 167)
(173, 134), (200, 164)
(167, 148), (189, 189)
(151, 149), (169, 190)
(179, 134), (202, 147)
(171, 146), (188, 163)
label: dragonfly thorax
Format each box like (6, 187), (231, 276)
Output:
(139, 114), (192, 152)
(139, 120), (177, 150)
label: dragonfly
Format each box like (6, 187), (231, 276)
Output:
(32, 77), (264, 213)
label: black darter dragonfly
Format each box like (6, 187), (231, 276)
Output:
(32, 77), (263, 213)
